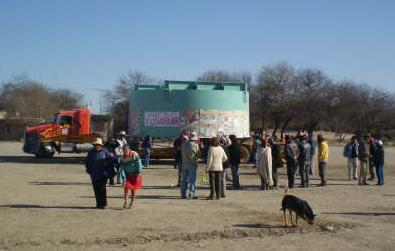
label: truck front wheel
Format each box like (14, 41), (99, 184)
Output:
(35, 143), (55, 158)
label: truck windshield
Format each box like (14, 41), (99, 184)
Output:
(51, 113), (58, 124)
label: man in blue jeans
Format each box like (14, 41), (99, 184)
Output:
(227, 135), (241, 190)
(180, 132), (201, 199)
(285, 136), (299, 189)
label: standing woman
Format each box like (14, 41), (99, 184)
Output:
(256, 138), (273, 190)
(142, 135), (153, 167)
(119, 146), (143, 208)
(85, 138), (115, 209)
(206, 137), (228, 200)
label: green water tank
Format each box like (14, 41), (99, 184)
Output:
(129, 80), (249, 138)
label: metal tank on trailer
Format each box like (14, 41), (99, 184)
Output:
(129, 80), (250, 139)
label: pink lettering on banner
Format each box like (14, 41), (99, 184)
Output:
(144, 112), (180, 127)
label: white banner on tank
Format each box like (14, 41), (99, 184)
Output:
(144, 112), (180, 127)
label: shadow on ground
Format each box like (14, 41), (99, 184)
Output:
(30, 181), (90, 186)
(80, 194), (181, 200)
(0, 204), (95, 210)
(322, 212), (395, 216)
(0, 156), (84, 165)
(233, 223), (286, 229)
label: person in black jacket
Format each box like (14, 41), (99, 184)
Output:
(85, 138), (116, 209)
(375, 140), (385, 186)
(227, 135), (241, 189)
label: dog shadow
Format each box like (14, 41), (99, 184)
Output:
(322, 212), (395, 216)
(233, 223), (286, 229)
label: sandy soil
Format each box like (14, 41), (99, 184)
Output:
(0, 142), (394, 251)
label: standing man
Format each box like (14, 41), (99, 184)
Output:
(142, 135), (153, 167)
(368, 135), (377, 181)
(227, 135), (241, 190)
(270, 137), (283, 189)
(252, 135), (262, 168)
(85, 138), (115, 209)
(358, 136), (369, 185)
(174, 134), (185, 187)
(180, 132), (201, 199)
(343, 136), (359, 180)
(317, 134), (329, 186)
(300, 135), (312, 188)
(114, 131), (128, 184)
(375, 140), (385, 186)
(307, 132), (316, 176)
(285, 136), (299, 189)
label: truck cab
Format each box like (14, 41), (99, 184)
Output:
(23, 108), (110, 158)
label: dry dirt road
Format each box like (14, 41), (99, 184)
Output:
(0, 142), (394, 251)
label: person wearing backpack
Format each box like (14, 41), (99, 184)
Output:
(119, 146), (143, 209)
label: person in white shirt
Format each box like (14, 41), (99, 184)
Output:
(115, 131), (128, 184)
(206, 137), (228, 200)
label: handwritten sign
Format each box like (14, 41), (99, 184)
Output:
(144, 112), (180, 127)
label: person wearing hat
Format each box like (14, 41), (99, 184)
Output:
(180, 131), (200, 199)
(114, 131), (129, 184)
(85, 138), (116, 209)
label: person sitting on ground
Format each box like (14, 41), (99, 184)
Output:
(119, 146), (143, 209)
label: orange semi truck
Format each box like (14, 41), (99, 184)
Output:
(23, 108), (113, 158)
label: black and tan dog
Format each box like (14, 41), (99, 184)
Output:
(281, 193), (315, 227)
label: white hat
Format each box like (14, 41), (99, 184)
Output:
(377, 140), (383, 146)
(117, 131), (127, 136)
(92, 138), (103, 146)
(190, 132), (198, 141)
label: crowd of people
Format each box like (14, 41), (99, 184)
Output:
(343, 134), (385, 186)
(84, 130), (386, 209)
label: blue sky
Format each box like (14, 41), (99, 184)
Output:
(1, 0), (394, 113)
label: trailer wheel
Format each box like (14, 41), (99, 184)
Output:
(240, 145), (250, 164)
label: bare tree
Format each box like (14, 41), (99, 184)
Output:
(293, 69), (333, 134)
(197, 70), (252, 84)
(254, 62), (297, 135)
(104, 70), (153, 133)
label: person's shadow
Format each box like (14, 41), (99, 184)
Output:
(0, 204), (95, 210)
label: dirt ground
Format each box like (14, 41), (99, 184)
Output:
(0, 142), (394, 251)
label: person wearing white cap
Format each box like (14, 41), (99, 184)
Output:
(180, 131), (200, 199)
(85, 138), (115, 209)
(114, 131), (129, 184)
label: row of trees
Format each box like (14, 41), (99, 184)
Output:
(249, 63), (395, 138)
(106, 63), (395, 139)
(0, 76), (82, 119)
(2, 63), (394, 140)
